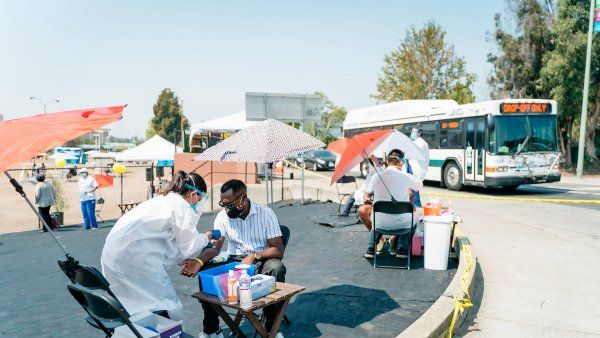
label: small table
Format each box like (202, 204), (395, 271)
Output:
(118, 202), (140, 215)
(191, 282), (305, 338)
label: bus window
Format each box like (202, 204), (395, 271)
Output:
(439, 119), (463, 148)
(418, 122), (438, 149)
(402, 124), (417, 137)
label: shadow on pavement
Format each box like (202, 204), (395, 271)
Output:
(423, 180), (569, 196)
(286, 284), (400, 337)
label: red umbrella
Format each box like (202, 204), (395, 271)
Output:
(326, 137), (350, 155)
(330, 129), (392, 184)
(0, 105), (126, 172)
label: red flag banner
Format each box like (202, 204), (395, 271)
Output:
(93, 174), (114, 188)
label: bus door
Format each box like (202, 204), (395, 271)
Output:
(465, 118), (486, 181)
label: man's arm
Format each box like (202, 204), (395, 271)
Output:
(241, 236), (284, 265)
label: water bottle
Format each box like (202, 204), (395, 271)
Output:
(238, 269), (253, 309)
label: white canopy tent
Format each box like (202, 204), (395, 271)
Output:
(188, 111), (257, 145)
(115, 135), (182, 162)
(86, 150), (117, 159)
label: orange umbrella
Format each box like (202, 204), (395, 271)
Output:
(326, 137), (350, 155)
(0, 105), (126, 172)
(330, 129), (392, 184)
(93, 174), (114, 188)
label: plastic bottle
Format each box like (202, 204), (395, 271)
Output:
(238, 269), (253, 309)
(227, 270), (238, 304)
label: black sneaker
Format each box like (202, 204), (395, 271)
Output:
(396, 248), (409, 258)
(337, 213), (349, 217)
(364, 247), (375, 258)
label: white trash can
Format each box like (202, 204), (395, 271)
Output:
(423, 215), (453, 270)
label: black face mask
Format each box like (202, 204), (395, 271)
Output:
(226, 208), (244, 219)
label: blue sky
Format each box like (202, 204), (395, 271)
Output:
(0, 1), (506, 137)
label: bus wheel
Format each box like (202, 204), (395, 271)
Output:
(444, 163), (463, 191)
(360, 161), (369, 178)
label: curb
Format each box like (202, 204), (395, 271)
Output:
(398, 232), (477, 338)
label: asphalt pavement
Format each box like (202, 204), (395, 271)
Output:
(0, 202), (455, 338)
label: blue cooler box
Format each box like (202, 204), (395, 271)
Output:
(198, 262), (256, 296)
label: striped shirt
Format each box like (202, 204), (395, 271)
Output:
(214, 199), (282, 255)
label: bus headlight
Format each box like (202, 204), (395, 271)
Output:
(497, 166), (509, 172)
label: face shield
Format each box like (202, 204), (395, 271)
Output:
(185, 184), (209, 217)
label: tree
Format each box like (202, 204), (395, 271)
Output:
(304, 92), (347, 144)
(487, 0), (556, 99)
(541, 0), (600, 165)
(146, 88), (190, 145)
(373, 22), (476, 104)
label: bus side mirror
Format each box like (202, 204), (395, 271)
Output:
(487, 115), (495, 131)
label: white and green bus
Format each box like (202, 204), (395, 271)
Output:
(343, 99), (561, 190)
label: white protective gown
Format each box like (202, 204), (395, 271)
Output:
(409, 137), (430, 181)
(101, 192), (209, 321)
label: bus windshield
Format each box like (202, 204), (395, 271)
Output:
(490, 115), (558, 155)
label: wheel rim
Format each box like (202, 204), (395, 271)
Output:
(447, 167), (460, 186)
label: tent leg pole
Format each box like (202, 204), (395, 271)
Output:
(4, 171), (70, 256)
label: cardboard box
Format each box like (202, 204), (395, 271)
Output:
(112, 311), (183, 338)
(250, 274), (276, 300)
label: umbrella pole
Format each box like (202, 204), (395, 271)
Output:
(270, 163), (274, 208)
(265, 164), (269, 206)
(4, 171), (70, 256)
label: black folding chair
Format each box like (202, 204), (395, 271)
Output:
(335, 175), (358, 214)
(372, 200), (416, 269)
(67, 283), (144, 338)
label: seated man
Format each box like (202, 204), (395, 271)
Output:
(199, 179), (286, 338)
(359, 149), (423, 259)
(338, 153), (385, 217)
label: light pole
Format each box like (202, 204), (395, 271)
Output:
(29, 97), (60, 114)
(576, 0), (597, 178)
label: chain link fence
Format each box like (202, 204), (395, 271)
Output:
(0, 165), (158, 234)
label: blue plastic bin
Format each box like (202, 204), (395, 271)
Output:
(198, 262), (256, 296)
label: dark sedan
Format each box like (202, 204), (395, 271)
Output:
(301, 149), (337, 171)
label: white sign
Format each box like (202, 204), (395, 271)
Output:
(245, 92), (323, 122)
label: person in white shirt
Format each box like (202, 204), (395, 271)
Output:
(361, 149), (423, 259)
(200, 179), (286, 338)
(102, 171), (218, 321)
(338, 154), (384, 217)
(409, 128), (430, 207)
(77, 168), (99, 229)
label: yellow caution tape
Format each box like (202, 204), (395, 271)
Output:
(423, 192), (600, 205)
(448, 227), (473, 338)
(283, 160), (333, 181)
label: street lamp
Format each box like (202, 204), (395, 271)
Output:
(29, 97), (60, 114)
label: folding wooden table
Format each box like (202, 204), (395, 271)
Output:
(192, 282), (305, 338)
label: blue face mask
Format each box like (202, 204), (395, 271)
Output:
(410, 133), (418, 141)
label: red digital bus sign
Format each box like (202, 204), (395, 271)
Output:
(500, 103), (552, 114)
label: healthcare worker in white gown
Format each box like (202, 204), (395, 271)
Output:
(101, 171), (219, 321)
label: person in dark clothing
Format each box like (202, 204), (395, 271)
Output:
(34, 174), (56, 231)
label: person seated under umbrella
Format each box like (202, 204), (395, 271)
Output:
(338, 152), (385, 217)
(359, 149), (423, 259)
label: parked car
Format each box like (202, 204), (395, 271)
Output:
(302, 149), (337, 171)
